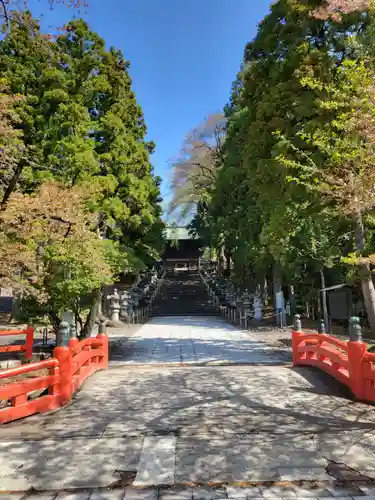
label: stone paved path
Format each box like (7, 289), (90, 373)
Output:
(2, 317), (375, 499)
(109, 316), (290, 365)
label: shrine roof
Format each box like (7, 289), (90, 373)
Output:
(164, 226), (198, 240)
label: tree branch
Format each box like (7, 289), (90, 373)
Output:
(0, 0), (10, 32)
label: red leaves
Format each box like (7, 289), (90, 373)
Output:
(312, 0), (369, 21)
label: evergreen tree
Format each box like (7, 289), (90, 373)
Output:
(0, 13), (164, 334)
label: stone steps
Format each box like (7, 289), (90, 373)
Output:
(151, 271), (219, 317)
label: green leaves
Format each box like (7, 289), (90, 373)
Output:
(0, 13), (164, 326)
(189, 0), (375, 288)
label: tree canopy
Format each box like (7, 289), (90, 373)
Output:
(176, 0), (375, 331)
(0, 13), (164, 334)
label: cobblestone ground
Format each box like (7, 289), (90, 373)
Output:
(2, 317), (375, 499)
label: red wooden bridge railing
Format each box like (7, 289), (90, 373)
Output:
(0, 326), (34, 360)
(0, 332), (108, 424)
(292, 315), (375, 402)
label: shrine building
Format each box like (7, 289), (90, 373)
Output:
(163, 226), (202, 272)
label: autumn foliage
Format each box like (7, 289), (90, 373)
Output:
(313, 0), (371, 20)
(0, 181), (114, 300)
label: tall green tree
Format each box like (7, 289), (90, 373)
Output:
(276, 60), (375, 332)
(197, 0), (375, 327)
(0, 13), (164, 333)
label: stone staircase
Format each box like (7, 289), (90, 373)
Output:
(151, 271), (218, 317)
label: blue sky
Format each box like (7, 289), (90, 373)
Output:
(29, 0), (272, 211)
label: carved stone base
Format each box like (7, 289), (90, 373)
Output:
(96, 313), (108, 323)
(107, 319), (125, 328)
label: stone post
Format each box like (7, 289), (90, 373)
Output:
(98, 319), (107, 335)
(318, 318), (325, 334)
(292, 314), (304, 366)
(349, 316), (362, 342)
(293, 314), (302, 332)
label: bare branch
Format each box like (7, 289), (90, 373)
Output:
(0, 0), (10, 31)
(169, 113), (226, 216)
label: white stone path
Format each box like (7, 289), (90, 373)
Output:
(2, 317), (375, 499)
(109, 316), (290, 365)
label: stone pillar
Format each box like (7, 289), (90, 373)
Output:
(98, 319), (107, 335)
(292, 314), (304, 366)
(318, 318), (325, 334)
(57, 321), (70, 347)
(349, 316), (362, 342)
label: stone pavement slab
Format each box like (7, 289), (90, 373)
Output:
(124, 489), (158, 499)
(89, 491), (124, 500)
(134, 435), (176, 486)
(226, 486), (263, 498)
(159, 487), (193, 499)
(55, 494), (90, 500)
(108, 316), (290, 365)
(1, 484), (375, 499)
(0, 436), (142, 490)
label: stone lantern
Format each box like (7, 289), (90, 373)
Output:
(253, 292), (263, 321)
(241, 290), (252, 328)
(120, 290), (130, 320)
(107, 288), (121, 323)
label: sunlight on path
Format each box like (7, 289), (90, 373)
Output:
(110, 316), (290, 365)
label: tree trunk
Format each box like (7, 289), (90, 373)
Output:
(217, 246), (225, 274)
(261, 276), (268, 305)
(225, 251), (231, 275)
(82, 288), (102, 338)
(48, 312), (61, 344)
(320, 268), (329, 333)
(305, 301), (310, 318)
(287, 285), (296, 317)
(361, 275), (375, 333)
(273, 265), (281, 307)
(354, 212), (375, 334)
(1, 159), (26, 209)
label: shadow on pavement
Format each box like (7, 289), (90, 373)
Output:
(2, 363), (375, 489)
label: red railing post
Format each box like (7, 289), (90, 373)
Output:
(348, 341), (366, 399)
(347, 316), (366, 400)
(54, 346), (73, 405)
(96, 330), (108, 369)
(68, 337), (79, 350)
(24, 325), (34, 360)
(292, 314), (304, 366)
